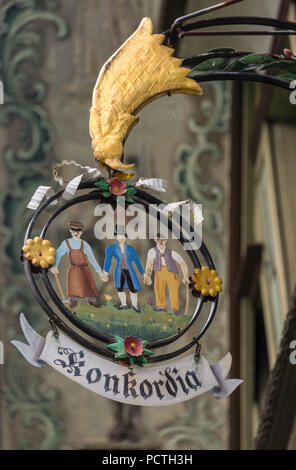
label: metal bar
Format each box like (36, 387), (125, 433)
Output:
(171, 0), (244, 29)
(174, 16), (296, 33)
(180, 30), (296, 37)
(183, 51), (253, 67)
(191, 72), (291, 90)
(158, 0), (188, 50)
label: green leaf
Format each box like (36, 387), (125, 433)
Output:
(103, 191), (111, 197)
(208, 47), (236, 53)
(223, 58), (246, 72)
(129, 356), (135, 365)
(125, 195), (134, 203)
(277, 72), (296, 80)
(262, 60), (296, 74)
(126, 186), (137, 195)
(113, 335), (124, 342)
(107, 342), (121, 352)
(94, 178), (109, 190)
(142, 340), (148, 348)
(115, 351), (129, 359)
(136, 360), (144, 367)
(118, 347), (128, 356)
(191, 57), (229, 73)
(239, 53), (277, 66)
(138, 356), (148, 363)
(108, 336), (126, 355)
(143, 348), (155, 356)
(223, 53), (278, 72)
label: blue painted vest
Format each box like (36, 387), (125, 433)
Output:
(154, 247), (178, 274)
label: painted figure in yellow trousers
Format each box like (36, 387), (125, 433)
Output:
(144, 235), (189, 315)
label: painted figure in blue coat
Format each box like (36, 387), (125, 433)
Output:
(102, 232), (145, 313)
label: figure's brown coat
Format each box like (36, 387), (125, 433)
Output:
(66, 240), (99, 298)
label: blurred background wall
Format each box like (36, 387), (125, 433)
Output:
(0, 0), (295, 450)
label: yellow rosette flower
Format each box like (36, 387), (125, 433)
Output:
(22, 237), (56, 269)
(192, 266), (223, 298)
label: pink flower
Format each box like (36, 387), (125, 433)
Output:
(124, 336), (143, 356)
(284, 48), (293, 58)
(108, 177), (127, 195)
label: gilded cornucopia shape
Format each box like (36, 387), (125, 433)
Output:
(89, 17), (203, 174)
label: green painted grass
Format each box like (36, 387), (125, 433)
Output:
(71, 301), (192, 341)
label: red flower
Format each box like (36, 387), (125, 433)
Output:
(284, 48), (293, 58)
(124, 337), (143, 356)
(108, 177), (127, 195)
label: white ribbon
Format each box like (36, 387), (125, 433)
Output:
(11, 314), (46, 367)
(27, 164), (199, 216)
(192, 204), (204, 226)
(54, 160), (102, 200)
(134, 177), (167, 192)
(27, 186), (58, 210)
(12, 314), (243, 406)
(62, 174), (83, 201)
(162, 200), (190, 213)
(27, 161), (102, 210)
(54, 160), (102, 187)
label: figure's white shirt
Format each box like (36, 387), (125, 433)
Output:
(147, 247), (184, 266)
(55, 238), (102, 272)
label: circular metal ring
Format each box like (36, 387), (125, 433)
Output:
(23, 182), (219, 363)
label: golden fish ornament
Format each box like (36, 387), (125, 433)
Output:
(89, 17), (203, 175)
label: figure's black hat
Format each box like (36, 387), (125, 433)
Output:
(114, 225), (127, 237)
(69, 220), (84, 231)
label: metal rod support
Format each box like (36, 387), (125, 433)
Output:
(192, 72), (291, 90)
(174, 16), (296, 33)
(171, 0), (244, 29)
(180, 30), (296, 37)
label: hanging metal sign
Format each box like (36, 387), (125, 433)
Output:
(22, 7), (296, 405)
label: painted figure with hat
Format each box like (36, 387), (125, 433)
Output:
(50, 221), (103, 308)
(102, 226), (145, 313)
(144, 234), (189, 315)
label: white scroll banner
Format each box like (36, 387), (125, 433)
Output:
(12, 314), (242, 406)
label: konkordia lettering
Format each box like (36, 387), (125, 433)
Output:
(53, 348), (202, 401)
